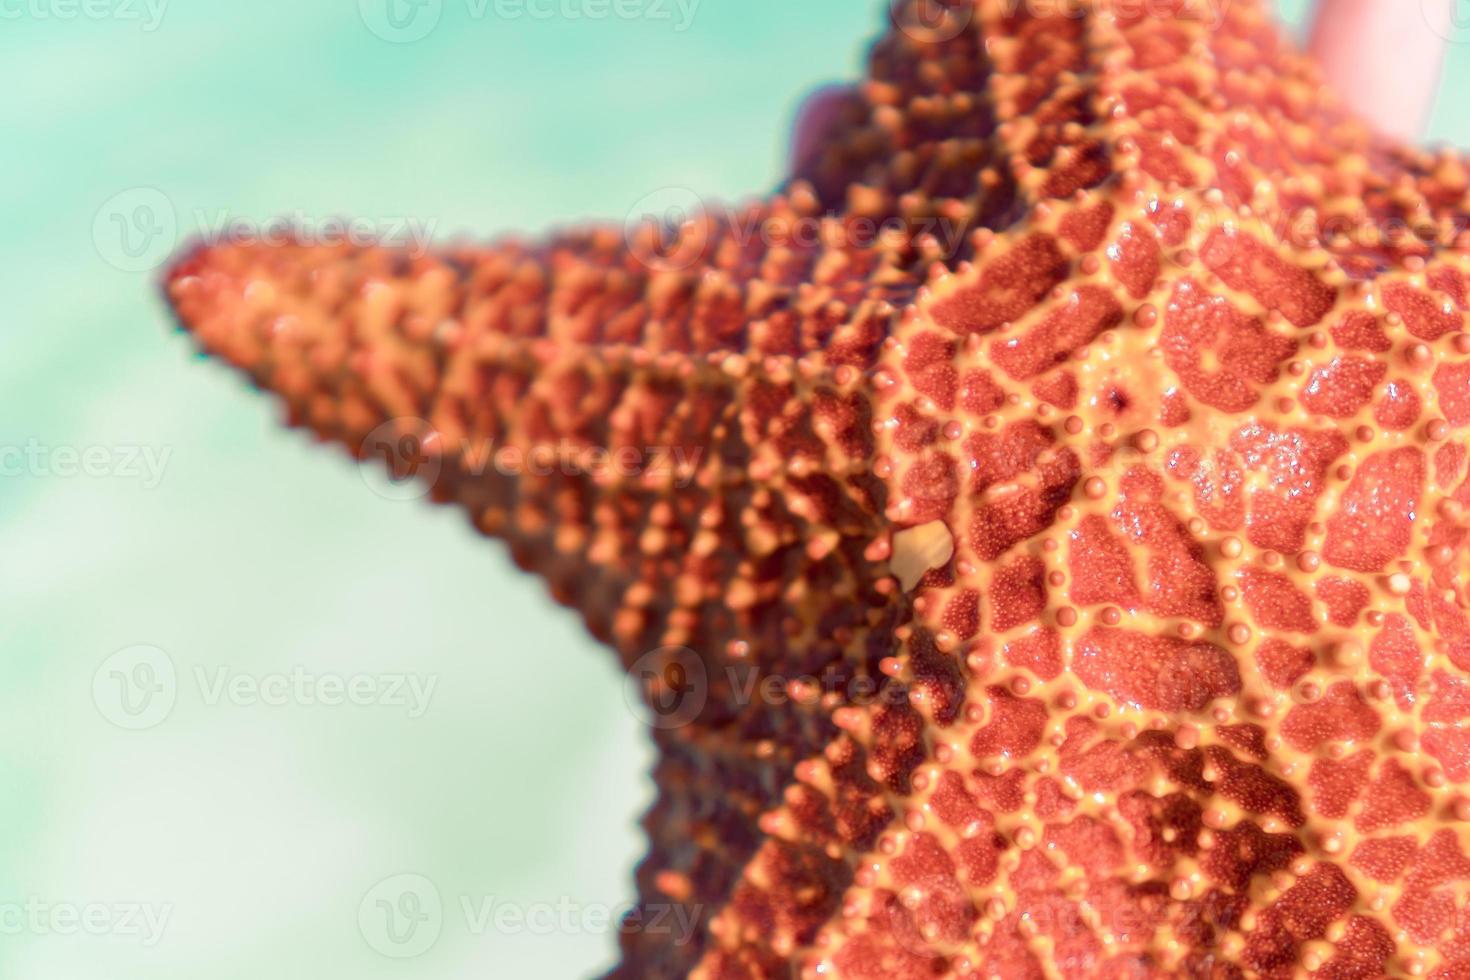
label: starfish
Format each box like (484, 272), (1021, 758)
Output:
(164, 1), (1470, 976)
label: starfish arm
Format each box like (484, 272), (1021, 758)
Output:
(164, 201), (922, 655)
(786, 0), (1021, 254)
(165, 206), (933, 976)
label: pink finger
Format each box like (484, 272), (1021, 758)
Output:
(1308, 0), (1452, 141)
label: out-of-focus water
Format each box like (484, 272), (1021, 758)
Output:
(0, 1), (1465, 976)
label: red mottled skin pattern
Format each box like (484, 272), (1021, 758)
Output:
(164, 1), (1470, 976)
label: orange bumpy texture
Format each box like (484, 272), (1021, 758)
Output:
(165, 1), (1470, 976)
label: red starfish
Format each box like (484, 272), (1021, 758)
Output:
(166, 1), (1470, 976)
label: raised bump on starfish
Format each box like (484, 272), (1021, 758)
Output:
(165, 1), (1470, 976)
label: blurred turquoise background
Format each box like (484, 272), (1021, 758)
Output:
(0, 1), (1466, 977)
